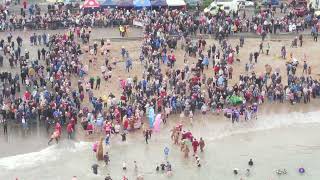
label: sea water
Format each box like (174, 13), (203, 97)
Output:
(1, 111), (320, 180)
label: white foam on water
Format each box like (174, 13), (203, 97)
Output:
(208, 111), (320, 141)
(0, 141), (91, 170)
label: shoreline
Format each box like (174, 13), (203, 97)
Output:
(2, 119), (320, 180)
(75, 99), (320, 142)
(1, 101), (317, 158)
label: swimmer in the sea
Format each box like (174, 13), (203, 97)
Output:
(248, 159), (253, 166)
(246, 169), (250, 176)
(122, 162), (127, 170)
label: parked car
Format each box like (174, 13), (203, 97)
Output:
(236, 0), (255, 8)
(204, 2), (225, 16)
(204, 0), (240, 15)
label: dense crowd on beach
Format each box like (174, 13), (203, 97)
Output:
(0, 0), (320, 142)
(0, 1), (320, 179)
(1, 1), (320, 37)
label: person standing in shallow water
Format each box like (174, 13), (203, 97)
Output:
(185, 146), (190, 158)
(92, 164), (99, 175)
(248, 159), (254, 166)
(1, 118), (8, 135)
(144, 130), (150, 144)
(199, 138), (205, 152)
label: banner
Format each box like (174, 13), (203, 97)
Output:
(133, 19), (145, 27)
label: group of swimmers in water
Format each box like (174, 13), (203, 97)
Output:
(233, 159), (254, 177)
(233, 159), (305, 178)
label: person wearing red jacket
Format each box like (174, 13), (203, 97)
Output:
(87, 122), (94, 135)
(192, 138), (199, 155)
(67, 122), (74, 139)
(23, 1), (27, 9)
(55, 122), (62, 136)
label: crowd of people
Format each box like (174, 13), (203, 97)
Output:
(0, 1), (320, 38)
(1, 1), (320, 180)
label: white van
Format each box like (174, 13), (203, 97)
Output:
(204, 2), (224, 15)
(204, 0), (239, 15)
(309, 0), (320, 17)
(216, 0), (239, 13)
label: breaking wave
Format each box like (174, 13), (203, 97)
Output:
(0, 141), (91, 170)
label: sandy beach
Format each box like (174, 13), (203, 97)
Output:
(0, 13), (320, 180)
(1, 25), (320, 148)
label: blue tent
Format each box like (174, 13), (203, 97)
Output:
(101, 0), (117, 7)
(116, 0), (134, 7)
(133, 0), (151, 8)
(150, 0), (167, 7)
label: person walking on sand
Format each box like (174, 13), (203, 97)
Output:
(302, 61), (308, 75)
(95, 76), (101, 90)
(308, 66), (311, 75)
(259, 42), (264, 54)
(266, 43), (270, 55)
(299, 34), (303, 47)
(125, 57), (132, 73)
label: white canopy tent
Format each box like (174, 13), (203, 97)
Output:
(166, 0), (186, 6)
